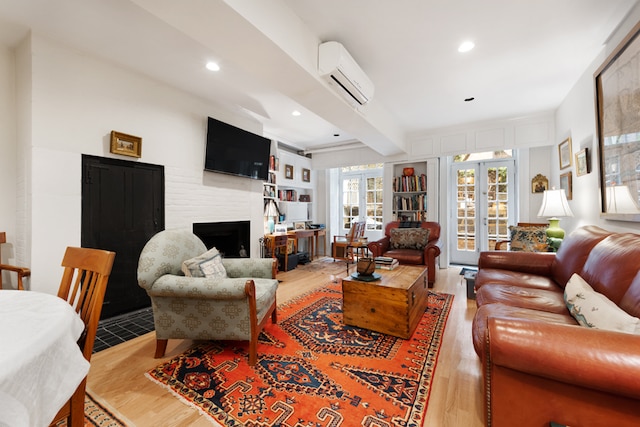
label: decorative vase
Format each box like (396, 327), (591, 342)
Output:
(357, 257), (376, 276)
(403, 167), (414, 177)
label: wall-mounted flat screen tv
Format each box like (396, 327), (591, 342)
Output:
(204, 116), (271, 181)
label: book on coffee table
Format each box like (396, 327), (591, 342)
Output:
(374, 257), (399, 270)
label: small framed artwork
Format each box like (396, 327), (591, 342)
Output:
(285, 164), (293, 179)
(531, 173), (549, 193)
(110, 131), (142, 158)
(575, 148), (590, 176)
(302, 168), (310, 182)
(294, 222), (306, 230)
(558, 137), (572, 169)
(560, 171), (573, 200)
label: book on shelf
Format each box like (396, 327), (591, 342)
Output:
(393, 173), (427, 192)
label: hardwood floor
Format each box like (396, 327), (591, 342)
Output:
(87, 259), (484, 426)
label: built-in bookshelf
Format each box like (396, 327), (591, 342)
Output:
(392, 163), (428, 221)
(275, 150), (314, 223)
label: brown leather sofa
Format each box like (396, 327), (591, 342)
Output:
(367, 221), (440, 287)
(471, 225), (640, 427)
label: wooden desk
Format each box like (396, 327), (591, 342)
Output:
(265, 233), (293, 272)
(313, 228), (326, 258)
(289, 229), (314, 258)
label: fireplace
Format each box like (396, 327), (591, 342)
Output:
(193, 221), (250, 258)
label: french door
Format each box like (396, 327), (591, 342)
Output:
(340, 168), (384, 240)
(450, 160), (515, 265)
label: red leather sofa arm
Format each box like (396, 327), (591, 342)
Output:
(478, 250), (555, 276)
(488, 317), (640, 399)
(367, 236), (390, 258)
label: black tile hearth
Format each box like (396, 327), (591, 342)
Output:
(94, 306), (154, 353)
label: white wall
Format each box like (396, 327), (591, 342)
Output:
(555, 3), (640, 235)
(13, 34), (266, 293)
(0, 43), (16, 267)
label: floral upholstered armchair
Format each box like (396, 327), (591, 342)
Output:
(137, 229), (278, 365)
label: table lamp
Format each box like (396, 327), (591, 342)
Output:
(264, 199), (280, 234)
(606, 185), (640, 214)
(537, 188), (573, 250)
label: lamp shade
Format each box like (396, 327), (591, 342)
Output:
(264, 199), (280, 217)
(537, 189), (574, 218)
(606, 185), (640, 214)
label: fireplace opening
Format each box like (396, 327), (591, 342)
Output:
(193, 221), (250, 258)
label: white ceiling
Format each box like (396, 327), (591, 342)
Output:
(0, 0), (637, 155)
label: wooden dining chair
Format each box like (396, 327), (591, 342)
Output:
(332, 221), (366, 261)
(49, 246), (116, 427)
(0, 231), (31, 290)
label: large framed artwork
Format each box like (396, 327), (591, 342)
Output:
(595, 21), (640, 221)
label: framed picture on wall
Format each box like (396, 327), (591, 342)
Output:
(110, 131), (142, 158)
(595, 20), (640, 221)
(302, 168), (310, 182)
(560, 171), (573, 200)
(575, 148), (590, 176)
(531, 174), (549, 193)
(558, 137), (572, 169)
(285, 164), (293, 179)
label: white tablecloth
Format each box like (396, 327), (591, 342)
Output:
(0, 290), (90, 427)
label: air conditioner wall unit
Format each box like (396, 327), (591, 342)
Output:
(318, 41), (374, 106)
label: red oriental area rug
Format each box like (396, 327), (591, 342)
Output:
(146, 282), (453, 426)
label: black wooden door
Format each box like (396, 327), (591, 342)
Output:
(82, 155), (164, 319)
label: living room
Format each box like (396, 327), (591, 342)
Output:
(2, 1), (640, 294)
(2, 1), (640, 425)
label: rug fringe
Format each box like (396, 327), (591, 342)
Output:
(144, 373), (225, 427)
(84, 387), (136, 427)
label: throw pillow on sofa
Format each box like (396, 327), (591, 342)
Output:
(390, 228), (430, 250)
(564, 273), (640, 334)
(181, 247), (227, 279)
(509, 225), (549, 252)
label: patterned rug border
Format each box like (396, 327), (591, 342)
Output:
(53, 390), (132, 427)
(146, 282), (454, 426)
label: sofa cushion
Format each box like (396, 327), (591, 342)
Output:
(509, 225), (549, 252)
(181, 247), (227, 278)
(383, 248), (424, 264)
(390, 228), (430, 250)
(476, 268), (558, 291)
(564, 273), (640, 334)
(476, 284), (566, 314)
(472, 303), (577, 357)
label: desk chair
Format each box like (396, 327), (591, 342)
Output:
(332, 221), (366, 261)
(0, 231), (31, 290)
(50, 247), (116, 427)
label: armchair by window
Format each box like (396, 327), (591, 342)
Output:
(137, 229), (278, 366)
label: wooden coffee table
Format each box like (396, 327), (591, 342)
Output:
(341, 265), (429, 339)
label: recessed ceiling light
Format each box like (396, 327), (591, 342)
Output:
(292, 110), (301, 116)
(206, 61), (220, 71)
(458, 41), (475, 53)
